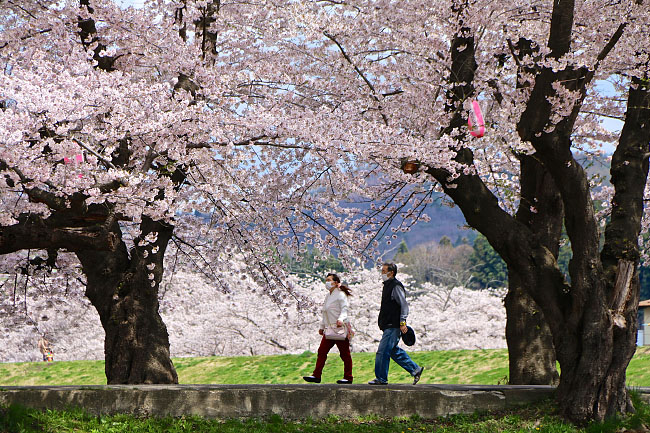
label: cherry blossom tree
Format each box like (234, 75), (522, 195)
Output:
(0, 0), (399, 384)
(225, 0), (649, 423)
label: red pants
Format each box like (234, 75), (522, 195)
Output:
(312, 335), (353, 381)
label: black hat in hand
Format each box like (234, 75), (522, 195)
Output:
(402, 326), (416, 346)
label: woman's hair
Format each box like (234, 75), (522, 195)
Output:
(326, 273), (352, 296)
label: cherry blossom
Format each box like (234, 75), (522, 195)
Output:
(0, 262), (505, 362)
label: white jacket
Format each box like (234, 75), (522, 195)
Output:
(320, 288), (350, 329)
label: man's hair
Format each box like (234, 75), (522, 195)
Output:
(382, 262), (398, 276)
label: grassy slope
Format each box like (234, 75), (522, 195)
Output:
(1, 347), (649, 387)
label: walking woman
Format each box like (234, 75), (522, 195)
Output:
(303, 273), (354, 384)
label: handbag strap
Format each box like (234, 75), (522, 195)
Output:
(327, 322), (346, 329)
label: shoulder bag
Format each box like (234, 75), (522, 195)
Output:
(324, 324), (347, 340)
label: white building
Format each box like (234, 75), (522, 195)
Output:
(639, 300), (650, 346)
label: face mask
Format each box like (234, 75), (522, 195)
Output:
(381, 273), (390, 282)
(325, 281), (335, 289)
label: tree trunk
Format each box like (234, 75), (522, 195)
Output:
(505, 272), (559, 385)
(553, 76), (650, 421)
(505, 155), (563, 386)
(78, 217), (178, 384)
(554, 276), (638, 421)
(101, 275), (178, 384)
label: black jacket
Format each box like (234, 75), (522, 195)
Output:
(378, 278), (403, 330)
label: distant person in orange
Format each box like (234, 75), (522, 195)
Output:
(38, 334), (53, 362)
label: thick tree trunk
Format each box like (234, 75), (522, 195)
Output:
(555, 277), (638, 421)
(542, 75), (649, 422)
(553, 76), (650, 421)
(101, 276), (178, 384)
(78, 218), (178, 384)
(506, 156), (563, 386)
(505, 272), (559, 385)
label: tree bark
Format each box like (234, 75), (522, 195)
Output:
(505, 275), (559, 385)
(506, 155), (563, 386)
(77, 217), (178, 384)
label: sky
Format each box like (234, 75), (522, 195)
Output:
(594, 80), (624, 155)
(115, 0), (143, 7)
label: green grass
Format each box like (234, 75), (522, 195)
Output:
(1, 347), (648, 387)
(2, 349), (650, 432)
(2, 397), (650, 432)
(625, 346), (650, 388)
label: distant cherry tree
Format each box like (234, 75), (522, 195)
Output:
(1, 264), (506, 362)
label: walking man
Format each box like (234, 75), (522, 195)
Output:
(368, 263), (424, 385)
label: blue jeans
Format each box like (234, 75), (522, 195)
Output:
(374, 328), (419, 383)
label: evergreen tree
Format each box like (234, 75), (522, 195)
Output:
(283, 248), (345, 278)
(640, 264), (650, 301)
(396, 240), (409, 255)
(393, 239), (411, 265)
(468, 234), (508, 289)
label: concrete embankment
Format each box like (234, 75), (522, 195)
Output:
(0, 384), (557, 419)
(2, 384), (649, 419)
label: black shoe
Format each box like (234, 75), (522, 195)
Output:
(336, 379), (353, 384)
(303, 375), (321, 383)
(367, 378), (387, 385)
(412, 366), (424, 385)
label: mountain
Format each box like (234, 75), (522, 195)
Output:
(379, 200), (476, 254)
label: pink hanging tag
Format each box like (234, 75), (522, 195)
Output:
(76, 154), (84, 177)
(468, 100), (485, 138)
(63, 154), (84, 178)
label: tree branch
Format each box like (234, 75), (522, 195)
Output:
(323, 31), (389, 126)
(547, 0), (575, 58)
(601, 74), (650, 294)
(73, 138), (117, 170)
(0, 214), (120, 254)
